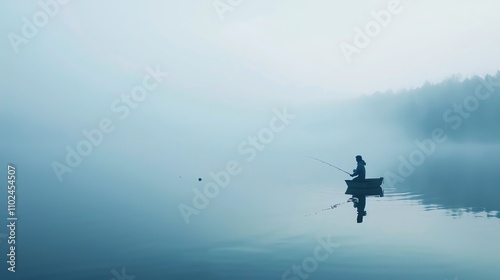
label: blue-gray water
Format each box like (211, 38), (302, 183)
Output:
(2, 86), (500, 279)
(2, 81), (500, 279)
(1, 150), (499, 279)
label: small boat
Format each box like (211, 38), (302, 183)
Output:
(345, 177), (384, 197)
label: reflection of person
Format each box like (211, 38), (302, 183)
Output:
(350, 155), (366, 181)
(353, 195), (367, 223)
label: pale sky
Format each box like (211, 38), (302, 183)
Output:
(2, 0), (500, 106)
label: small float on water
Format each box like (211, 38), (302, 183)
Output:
(345, 177), (384, 197)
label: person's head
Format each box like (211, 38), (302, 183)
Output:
(356, 155), (366, 165)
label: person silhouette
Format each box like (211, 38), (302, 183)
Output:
(350, 155), (366, 181)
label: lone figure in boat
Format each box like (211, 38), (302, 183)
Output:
(350, 155), (366, 181)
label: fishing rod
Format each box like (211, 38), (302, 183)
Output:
(307, 156), (351, 175)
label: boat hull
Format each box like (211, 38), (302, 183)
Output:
(345, 177), (384, 197)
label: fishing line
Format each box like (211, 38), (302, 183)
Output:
(304, 197), (358, 217)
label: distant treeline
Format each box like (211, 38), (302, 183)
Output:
(356, 72), (500, 143)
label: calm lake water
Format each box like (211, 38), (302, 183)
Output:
(2, 164), (499, 280)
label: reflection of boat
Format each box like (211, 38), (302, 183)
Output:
(345, 177), (384, 197)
